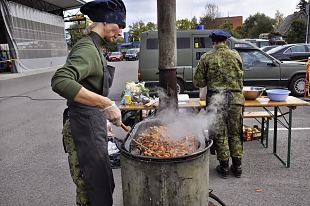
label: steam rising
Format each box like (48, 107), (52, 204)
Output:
(154, 89), (226, 142)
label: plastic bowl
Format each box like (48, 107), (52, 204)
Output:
(266, 89), (290, 101)
(242, 86), (265, 100)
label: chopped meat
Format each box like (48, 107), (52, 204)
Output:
(131, 126), (199, 158)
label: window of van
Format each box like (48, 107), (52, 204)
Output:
(194, 37), (212, 48)
(147, 38), (158, 50)
(146, 37), (191, 49)
(177, 38), (190, 49)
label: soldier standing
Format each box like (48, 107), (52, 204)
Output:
(194, 30), (245, 178)
(51, 0), (126, 205)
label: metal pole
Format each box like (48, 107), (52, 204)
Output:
(157, 0), (177, 110)
(306, 2), (310, 43)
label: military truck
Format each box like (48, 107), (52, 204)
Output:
(138, 30), (306, 96)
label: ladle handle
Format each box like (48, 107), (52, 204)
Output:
(121, 123), (129, 132)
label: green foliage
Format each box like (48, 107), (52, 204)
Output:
(241, 13), (276, 38)
(220, 22), (242, 39)
(128, 21), (157, 42)
(176, 17), (197, 30)
(233, 26), (243, 38)
(66, 22), (87, 48)
(274, 10), (284, 30)
(286, 19), (306, 43)
(199, 16), (215, 29)
(199, 3), (220, 29)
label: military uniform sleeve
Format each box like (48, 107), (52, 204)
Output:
(193, 57), (208, 88)
(51, 42), (98, 101)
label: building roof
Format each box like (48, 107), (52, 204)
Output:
(8, 0), (86, 12)
(277, 11), (307, 36)
(42, 0), (86, 10)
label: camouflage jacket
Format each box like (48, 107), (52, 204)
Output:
(193, 43), (245, 105)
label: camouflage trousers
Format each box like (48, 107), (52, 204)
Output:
(209, 104), (244, 161)
(63, 119), (90, 206)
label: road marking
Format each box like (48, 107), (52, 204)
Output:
(269, 127), (310, 131)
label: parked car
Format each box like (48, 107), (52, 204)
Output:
(108, 52), (123, 61)
(260, 45), (279, 52)
(138, 30), (307, 96)
(267, 43), (310, 62)
(243, 39), (270, 48)
(125, 48), (140, 61)
(237, 47), (306, 96)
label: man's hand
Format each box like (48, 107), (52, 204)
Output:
(103, 101), (122, 126)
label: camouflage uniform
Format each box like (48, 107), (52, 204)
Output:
(193, 43), (245, 162)
(63, 119), (90, 206)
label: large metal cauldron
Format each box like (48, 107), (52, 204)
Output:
(117, 118), (213, 206)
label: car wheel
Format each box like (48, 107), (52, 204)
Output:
(289, 74), (305, 97)
(176, 79), (185, 94)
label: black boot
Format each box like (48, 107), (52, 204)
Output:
(231, 158), (242, 178)
(216, 160), (229, 179)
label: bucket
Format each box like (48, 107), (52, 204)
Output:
(117, 119), (213, 206)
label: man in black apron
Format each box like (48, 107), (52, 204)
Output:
(51, 1), (126, 205)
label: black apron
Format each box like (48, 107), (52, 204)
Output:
(67, 33), (116, 206)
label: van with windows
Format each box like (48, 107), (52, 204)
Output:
(138, 30), (256, 93)
(138, 30), (306, 96)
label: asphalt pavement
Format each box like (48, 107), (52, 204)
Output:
(1, 61), (310, 206)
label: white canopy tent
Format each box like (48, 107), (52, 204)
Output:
(0, 0), (85, 73)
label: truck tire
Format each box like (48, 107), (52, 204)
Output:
(177, 79), (185, 94)
(289, 74), (305, 97)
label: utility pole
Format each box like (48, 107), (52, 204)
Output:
(157, 0), (177, 110)
(306, 1), (310, 43)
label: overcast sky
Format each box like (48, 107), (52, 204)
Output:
(70, 0), (302, 32)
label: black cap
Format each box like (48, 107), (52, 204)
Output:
(209, 29), (231, 42)
(81, 0), (126, 28)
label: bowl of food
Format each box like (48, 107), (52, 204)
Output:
(242, 86), (265, 100)
(266, 89), (290, 101)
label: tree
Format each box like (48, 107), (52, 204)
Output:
(199, 3), (220, 29)
(241, 13), (275, 38)
(128, 21), (157, 42)
(274, 10), (284, 30)
(297, 0), (308, 13)
(204, 3), (220, 19)
(176, 17), (197, 30)
(220, 22), (242, 38)
(234, 26), (243, 38)
(286, 19), (306, 43)
(66, 22), (87, 48)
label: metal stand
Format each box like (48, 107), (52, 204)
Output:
(264, 106), (294, 168)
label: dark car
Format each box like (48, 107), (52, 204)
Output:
(267, 43), (310, 62)
(108, 52), (123, 61)
(260, 45), (279, 52)
(237, 47), (306, 96)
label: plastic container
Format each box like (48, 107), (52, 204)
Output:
(266, 89), (291, 101)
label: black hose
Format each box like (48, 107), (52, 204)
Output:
(209, 190), (227, 206)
